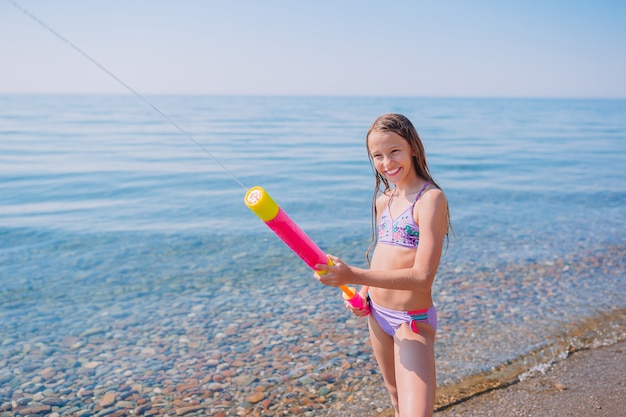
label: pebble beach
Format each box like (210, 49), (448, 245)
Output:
(1, 243), (624, 417)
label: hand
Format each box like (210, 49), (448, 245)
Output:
(313, 254), (353, 288)
(344, 289), (370, 317)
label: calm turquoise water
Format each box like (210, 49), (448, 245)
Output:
(1, 95), (625, 392)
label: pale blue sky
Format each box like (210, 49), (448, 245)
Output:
(2, 0), (625, 98)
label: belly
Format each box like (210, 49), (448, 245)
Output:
(369, 243), (433, 310)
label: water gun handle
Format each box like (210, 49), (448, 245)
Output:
(340, 285), (370, 315)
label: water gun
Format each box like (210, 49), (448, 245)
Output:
(245, 186), (369, 313)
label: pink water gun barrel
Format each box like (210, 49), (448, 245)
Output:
(245, 186), (368, 313)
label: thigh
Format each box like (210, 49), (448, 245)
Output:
(393, 322), (436, 417)
(368, 315), (398, 396)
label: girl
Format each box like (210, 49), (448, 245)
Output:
(315, 113), (450, 417)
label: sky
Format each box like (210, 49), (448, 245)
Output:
(1, 0), (625, 98)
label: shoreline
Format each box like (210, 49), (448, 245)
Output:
(434, 307), (626, 410)
(366, 342), (626, 417)
(431, 340), (626, 417)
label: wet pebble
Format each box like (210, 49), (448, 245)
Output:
(244, 392), (265, 404)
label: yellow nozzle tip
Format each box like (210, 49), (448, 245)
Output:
(245, 186), (280, 222)
(246, 188), (263, 205)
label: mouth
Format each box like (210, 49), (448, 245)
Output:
(385, 167), (401, 177)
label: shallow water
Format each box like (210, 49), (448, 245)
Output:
(1, 95), (625, 413)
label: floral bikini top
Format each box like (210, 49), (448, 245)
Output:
(378, 182), (430, 249)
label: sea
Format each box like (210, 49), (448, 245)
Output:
(1, 95), (625, 414)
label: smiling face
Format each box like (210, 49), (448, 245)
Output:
(367, 130), (417, 187)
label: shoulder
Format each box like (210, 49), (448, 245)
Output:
(421, 186), (447, 205)
(415, 186), (448, 220)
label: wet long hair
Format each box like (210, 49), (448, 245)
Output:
(365, 113), (451, 265)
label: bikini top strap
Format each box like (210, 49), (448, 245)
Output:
(386, 189), (396, 210)
(414, 181), (431, 203)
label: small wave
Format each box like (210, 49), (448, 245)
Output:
(518, 349), (568, 381)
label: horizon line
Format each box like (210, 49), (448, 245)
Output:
(2, 92), (625, 101)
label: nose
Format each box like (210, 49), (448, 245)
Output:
(381, 155), (393, 167)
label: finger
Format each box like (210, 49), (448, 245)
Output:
(317, 274), (335, 287)
(314, 263), (331, 272)
(326, 254), (341, 264)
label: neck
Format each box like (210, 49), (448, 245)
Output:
(392, 179), (427, 199)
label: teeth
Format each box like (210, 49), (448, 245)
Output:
(386, 168), (400, 176)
